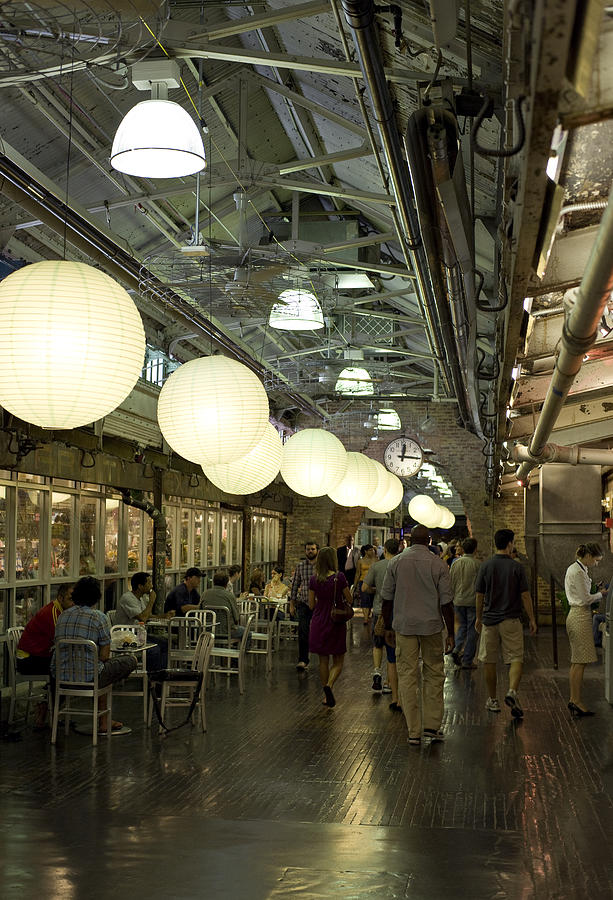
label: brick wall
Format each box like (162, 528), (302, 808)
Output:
(284, 494), (334, 575)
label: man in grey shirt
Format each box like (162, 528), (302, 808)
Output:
(449, 537), (481, 669)
(116, 571), (167, 669)
(363, 538), (400, 706)
(201, 570), (245, 642)
(381, 525), (454, 745)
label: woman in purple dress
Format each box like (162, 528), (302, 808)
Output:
(308, 546), (353, 707)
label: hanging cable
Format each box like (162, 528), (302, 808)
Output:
(472, 95), (526, 158)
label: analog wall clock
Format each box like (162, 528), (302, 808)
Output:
(383, 437), (423, 477)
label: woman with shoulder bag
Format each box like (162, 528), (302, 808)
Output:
(308, 546), (352, 707)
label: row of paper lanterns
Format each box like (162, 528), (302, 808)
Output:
(408, 494), (455, 530)
(0, 261), (404, 512)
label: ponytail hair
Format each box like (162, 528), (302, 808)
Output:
(576, 543), (603, 560)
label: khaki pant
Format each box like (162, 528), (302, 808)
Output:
(396, 632), (445, 739)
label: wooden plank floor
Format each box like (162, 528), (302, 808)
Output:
(1, 621), (613, 899)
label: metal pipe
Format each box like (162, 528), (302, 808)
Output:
(516, 188), (613, 483)
(340, 0), (458, 401)
(513, 443), (613, 466)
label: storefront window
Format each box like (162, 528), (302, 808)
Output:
(231, 514), (241, 564)
(51, 492), (73, 577)
(0, 588), (8, 631)
(104, 498), (120, 573)
(207, 511), (217, 567)
(127, 506), (141, 572)
(0, 486), (7, 581)
(180, 508), (189, 567)
(145, 515), (153, 569)
(15, 584), (44, 625)
(16, 488), (41, 580)
(194, 511), (203, 567)
(164, 507), (177, 569)
(220, 513), (228, 565)
(80, 499), (97, 574)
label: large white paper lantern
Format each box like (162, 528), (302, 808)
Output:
(366, 461), (393, 511)
(370, 471), (404, 513)
(202, 423), (282, 495)
(0, 260), (145, 429)
(158, 356), (269, 464)
(280, 429), (347, 497)
(408, 494), (437, 524)
(328, 452), (379, 507)
(111, 100), (206, 178)
(439, 507), (456, 529)
(421, 503), (445, 528)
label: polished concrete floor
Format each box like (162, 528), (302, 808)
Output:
(2, 621), (613, 899)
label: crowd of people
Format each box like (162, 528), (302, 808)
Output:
(13, 526), (608, 740)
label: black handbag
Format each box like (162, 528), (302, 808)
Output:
(148, 669), (203, 734)
(330, 575), (355, 623)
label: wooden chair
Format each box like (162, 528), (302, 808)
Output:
(51, 638), (113, 747)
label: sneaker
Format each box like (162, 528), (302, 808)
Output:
(296, 661), (308, 671)
(381, 683), (392, 694)
(505, 689), (524, 718)
(423, 728), (444, 743)
(371, 673), (382, 692)
(485, 697), (501, 712)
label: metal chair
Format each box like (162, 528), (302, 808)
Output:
(109, 624), (149, 721)
(166, 616), (203, 668)
(149, 631), (213, 732)
(248, 601), (279, 673)
(209, 614), (254, 694)
(186, 608), (217, 639)
(50, 638), (113, 747)
(6, 626), (49, 726)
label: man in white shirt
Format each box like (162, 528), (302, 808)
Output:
(116, 571), (167, 669)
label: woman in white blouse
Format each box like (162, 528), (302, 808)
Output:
(564, 543), (604, 716)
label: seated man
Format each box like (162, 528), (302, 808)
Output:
(201, 570), (246, 643)
(164, 567), (202, 616)
(52, 576), (137, 734)
(17, 582), (74, 728)
(116, 571), (168, 669)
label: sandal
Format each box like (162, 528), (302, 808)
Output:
(98, 720), (123, 734)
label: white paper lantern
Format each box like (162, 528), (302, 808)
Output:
(328, 452), (379, 507)
(202, 422), (282, 495)
(280, 429), (347, 497)
(439, 507), (456, 529)
(421, 503), (444, 529)
(111, 100), (206, 178)
(0, 260), (145, 429)
(367, 461), (393, 511)
(408, 494), (437, 524)
(158, 356), (269, 464)
(370, 471), (404, 513)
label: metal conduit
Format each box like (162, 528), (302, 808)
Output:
(0, 154), (322, 418)
(513, 444), (613, 466)
(515, 187), (613, 483)
(340, 0), (477, 433)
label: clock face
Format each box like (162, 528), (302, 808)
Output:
(384, 438), (423, 477)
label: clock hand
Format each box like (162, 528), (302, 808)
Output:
(399, 442), (407, 459)
(397, 454), (421, 460)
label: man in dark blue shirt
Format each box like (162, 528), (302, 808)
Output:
(164, 567), (202, 616)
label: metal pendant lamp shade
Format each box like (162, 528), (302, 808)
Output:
(375, 408), (401, 430)
(268, 289), (324, 331)
(0, 260), (145, 429)
(110, 100), (206, 178)
(335, 366), (374, 396)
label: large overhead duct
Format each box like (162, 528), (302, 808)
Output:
(516, 187), (613, 484)
(340, 0), (482, 438)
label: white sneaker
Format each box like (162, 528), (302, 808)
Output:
(485, 697), (501, 712)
